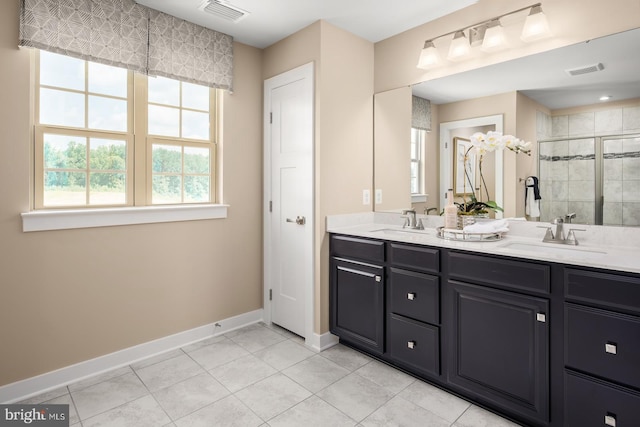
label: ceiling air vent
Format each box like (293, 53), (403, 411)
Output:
(199, 0), (249, 23)
(565, 63), (605, 76)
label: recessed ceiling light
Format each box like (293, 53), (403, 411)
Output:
(599, 95), (612, 101)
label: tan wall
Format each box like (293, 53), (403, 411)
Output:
(0, 0), (264, 387)
(374, 0), (640, 93)
(263, 21), (374, 334)
(374, 87), (412, 212)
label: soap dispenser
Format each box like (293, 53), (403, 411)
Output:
(444, 189), (458, 229)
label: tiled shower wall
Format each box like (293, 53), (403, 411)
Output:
(537, 105), (640, 225)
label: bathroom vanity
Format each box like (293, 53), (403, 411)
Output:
(328, 215), (640, 427)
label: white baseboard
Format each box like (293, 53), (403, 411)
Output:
(308, 331), (339, 352)
(0, 309), (263, 403)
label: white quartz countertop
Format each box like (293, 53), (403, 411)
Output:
(327, 213), (640, 275)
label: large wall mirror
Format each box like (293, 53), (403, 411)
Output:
(374, 27), (640, 226)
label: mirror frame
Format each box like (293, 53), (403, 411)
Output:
(440, 114), (504, 218)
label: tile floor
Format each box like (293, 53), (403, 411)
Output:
(21, 323), (522, 426)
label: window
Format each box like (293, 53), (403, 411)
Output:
(410, 127), (426, 195)
(147, 77), (213, 204)
(33, 50), (218, 209)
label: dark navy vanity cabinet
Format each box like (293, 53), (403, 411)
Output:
(329, 233), (640, 427)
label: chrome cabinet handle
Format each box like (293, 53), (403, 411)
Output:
(536, 313), (546, 323)
(605, 343), (617, 355)
(286, 216), (306, 225)
(605, 414), (616, 427)
(407, 341), (416, 349)
(375, 275), (381, 283)
(407, 292), (416, 301)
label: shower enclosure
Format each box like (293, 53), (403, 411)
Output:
(538, 134), (640, 226)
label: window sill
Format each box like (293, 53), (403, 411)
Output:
(21, 204), (228, 232)
(411, 194), (428, 203)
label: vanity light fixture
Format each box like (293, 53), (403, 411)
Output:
(447, 31), (471, 61)
(417, 2), (552, 70)
(417, 40), (442, 69)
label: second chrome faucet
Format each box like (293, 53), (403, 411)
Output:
(539, 217), (585, 245)
(402, 209), (424, 230)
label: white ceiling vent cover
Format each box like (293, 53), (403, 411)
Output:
(199, 0), (249, 23)
(565, 63), (605, 76)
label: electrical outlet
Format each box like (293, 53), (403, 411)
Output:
(375, 189), (383, 204)
(362, 189), (370, 205)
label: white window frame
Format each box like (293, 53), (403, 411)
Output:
(23, 50), (227, 232)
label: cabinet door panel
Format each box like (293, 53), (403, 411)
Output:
(330, 257), (384, 354)
(449, 281), (549, 423)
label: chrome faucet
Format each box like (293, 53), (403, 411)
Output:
(538, 217), (585, 245)
(565, 212), (576, 223)
(402, 209), (424, 230)
(424, 207), (438, 215)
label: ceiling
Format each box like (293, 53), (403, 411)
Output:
(134, 0), (478, 48)
(134, 0), (639, 111)
(413, 27), (640, 110)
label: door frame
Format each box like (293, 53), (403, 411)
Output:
(440, 115), (504, 218)
(263, 62), (315, 346)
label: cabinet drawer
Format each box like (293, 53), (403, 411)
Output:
(448, 251), (550, 294)
(565, 371), (640, 427)
(388, 313), (440, 377)
(331, 235), (384, 263)
(388, 243), (439, 274)
(565, 268), (640, 315)
(565, 303), (640, 388)
(388, 268), (439, 324)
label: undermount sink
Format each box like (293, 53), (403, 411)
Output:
(499, 242), (607, 259)
(370, 228), (430, 236)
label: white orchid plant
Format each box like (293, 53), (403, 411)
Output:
(458, 131), (532, 215)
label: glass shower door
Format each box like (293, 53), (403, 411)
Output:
(603, 135), (640, 226)
(538, 138), (596, 224)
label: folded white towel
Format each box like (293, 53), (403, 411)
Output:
(463, 219), (509, 234)
(525, 187), (541, 217)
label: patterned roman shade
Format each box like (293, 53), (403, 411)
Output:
(412, 95), (431, 131)
(148, 9), (233, 91)
(19, 0), (234, 90)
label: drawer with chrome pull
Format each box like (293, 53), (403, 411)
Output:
(388, 267), (439, 325)
(387, 313), (440, 378)
(565, 370), (640, 427)
(565, 303), (640, 389)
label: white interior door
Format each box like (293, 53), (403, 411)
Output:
(264, 63), (314, 338)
